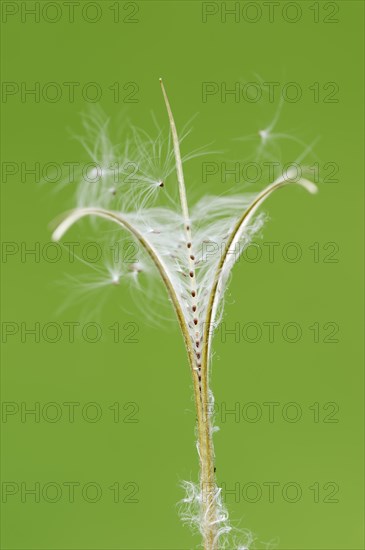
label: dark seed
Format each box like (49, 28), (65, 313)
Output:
(192, 305), (197, 312)
(193, 318), (198, 325)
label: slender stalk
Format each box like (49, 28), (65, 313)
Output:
(160, 79), (218, 550)
(202, 175), (317, 364)
(52, 207), (197, 373)
(198, 357), (219, 549)
(159, 80), (200, 370)
(159, 78), (190, 224)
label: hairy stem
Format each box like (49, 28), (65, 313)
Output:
(160, 79), (218, 549)
(198, 360), (219, 549)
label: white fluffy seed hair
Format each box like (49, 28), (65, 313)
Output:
(52, 98), (317, 549)
(179, 388), (256, 549)
(53, 126), (316, 359)
(179, 480), (255, 550)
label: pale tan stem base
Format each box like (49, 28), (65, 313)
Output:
(193, 365), (219, 550)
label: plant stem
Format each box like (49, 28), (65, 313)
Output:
(197, 362), (219, 549)
(159, 79), (219, 550)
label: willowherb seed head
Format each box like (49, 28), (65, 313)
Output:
(52, 80), (317, 549)
(52, 82), (317, 368)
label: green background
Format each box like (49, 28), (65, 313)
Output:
(1, 1), (364, 549)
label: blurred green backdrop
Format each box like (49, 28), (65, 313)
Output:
(1, 1), (364, 549)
